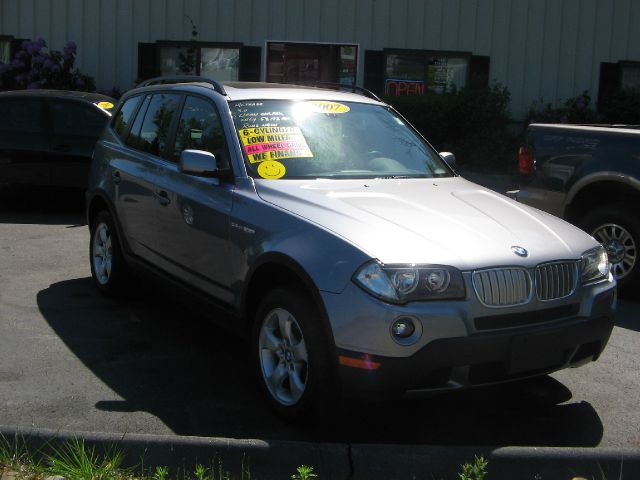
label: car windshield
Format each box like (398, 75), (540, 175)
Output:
(229, 99), (453, 180)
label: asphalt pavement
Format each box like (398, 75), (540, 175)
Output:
(0, 184), (639, 479)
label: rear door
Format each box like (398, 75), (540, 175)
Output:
(109, 93), (181, 260)
(0, 97), (49, 186)
(153, 94), (235, 304)
(48, 99), (109, 188)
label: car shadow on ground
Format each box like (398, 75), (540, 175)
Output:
(37, 277), (604, 447)
(0, 185), (85, 225)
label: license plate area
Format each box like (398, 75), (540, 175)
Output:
(508, 331), (565, 374)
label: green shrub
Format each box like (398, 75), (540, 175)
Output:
(526, 88), (640, 126)
(599, 88), (640, 125)
(525, 91), (599, 125)
(385, 84), (517, 171)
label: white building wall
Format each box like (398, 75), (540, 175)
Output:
(0, 0), (638, 119)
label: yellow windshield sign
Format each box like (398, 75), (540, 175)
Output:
(305, 101), (350, 114)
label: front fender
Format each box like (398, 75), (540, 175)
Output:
(229, 188), (371, 304)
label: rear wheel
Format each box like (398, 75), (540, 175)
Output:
(90, 210), (128, 295)
(252, 287), (336, 422)
(580, 204), (640, 291)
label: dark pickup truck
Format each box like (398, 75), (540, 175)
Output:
(516, 123), (640, 290)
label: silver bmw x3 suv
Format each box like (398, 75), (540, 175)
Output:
(87, 77), (616, 420)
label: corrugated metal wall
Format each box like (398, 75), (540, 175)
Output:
(1, 0), (638, 119)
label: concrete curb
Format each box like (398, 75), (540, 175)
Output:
(2, 426), (639, 480)
(351, 444), (640, 480)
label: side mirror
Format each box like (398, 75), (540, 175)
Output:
(439, 151), (457, 169)
(179, 149), (219, 177)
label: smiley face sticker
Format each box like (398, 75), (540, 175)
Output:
(258, 160), (286, 179)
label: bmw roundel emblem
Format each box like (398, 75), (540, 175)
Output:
(511, 246), (529, 257)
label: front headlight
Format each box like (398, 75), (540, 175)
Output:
(581, 246), (610, 283)
(353, 260), (466, 303)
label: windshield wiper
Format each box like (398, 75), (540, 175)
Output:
(374, 175), (424, 179)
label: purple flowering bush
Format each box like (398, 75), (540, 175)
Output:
(0, 38), (95, 91)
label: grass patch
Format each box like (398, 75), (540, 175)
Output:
(0, 436), (252, 480)
(45, 438), (128, 480)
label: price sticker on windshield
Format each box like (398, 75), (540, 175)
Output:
(239, 126), (313, 163)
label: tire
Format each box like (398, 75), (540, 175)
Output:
(580, 203), (640, 291)
(89, 210), (128, 295)
(252, 287), (336, 422)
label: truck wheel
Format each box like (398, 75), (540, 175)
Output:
(252, 287), (336, 422)
(89, 210), (128, 295)
(580, 204), (640, 291)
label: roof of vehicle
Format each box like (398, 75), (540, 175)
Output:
(0, 89), (115, 104)
(529, 123), (640, 135)
(128, 80), (385, 105)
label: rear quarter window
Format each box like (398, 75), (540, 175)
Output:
(126, 93), (181, 157)
(112, 96), (141, 139)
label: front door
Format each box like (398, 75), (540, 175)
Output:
(113, 93), (181, 260)
(153, 95), (234, 304)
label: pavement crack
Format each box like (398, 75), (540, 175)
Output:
(347, 443), (355, 480)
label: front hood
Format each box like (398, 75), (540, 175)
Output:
(254, 177), (598, 270)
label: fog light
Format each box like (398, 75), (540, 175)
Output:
(391, 317), (415, 338)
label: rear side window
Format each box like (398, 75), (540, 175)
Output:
(173, 96), (228, 167)
(112, 96), (141, 138)
(0, 99), (44, 133)
(126, 93), (181, 157)
(50, 101), (107, 137)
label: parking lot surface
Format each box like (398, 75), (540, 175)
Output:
(0, 187), (639, 448)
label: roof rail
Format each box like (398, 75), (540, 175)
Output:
(301, 82), (382, 102)
(136, 76), (227, 96)
(575, 123), (640, 130)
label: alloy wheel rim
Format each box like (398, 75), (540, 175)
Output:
(92, 222), (113, 285)
(592, 223), (636, 280)
(258, 308), (308, 406)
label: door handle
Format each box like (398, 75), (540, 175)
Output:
(111, 171), (121, 184)
(156, 190), (171, 206)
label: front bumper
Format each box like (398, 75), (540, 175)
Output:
(323, 279), (616, 400)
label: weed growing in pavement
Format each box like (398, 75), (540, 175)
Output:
(291, 465), (317, 480)
(153, 465), (170, 480)
(194, 463), (210, 480)
(458, 455), (488, 480)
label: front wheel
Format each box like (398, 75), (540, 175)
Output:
(252, 287), (336, 422)
(580, 204), (640, 291)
